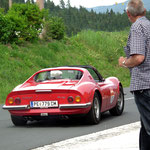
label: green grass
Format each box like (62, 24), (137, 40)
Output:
(0, 30), (130, 104)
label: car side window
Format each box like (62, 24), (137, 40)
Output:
(35, 71), (50, 82)
(87, 68), (100, 82)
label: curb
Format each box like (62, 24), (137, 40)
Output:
(32, 122), (140, 150)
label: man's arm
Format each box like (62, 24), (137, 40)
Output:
(119, 54), (145, 68)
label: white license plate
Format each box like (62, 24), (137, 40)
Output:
(30, 101), (58, 108)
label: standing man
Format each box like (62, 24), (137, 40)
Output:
(119, 0), (150, 149)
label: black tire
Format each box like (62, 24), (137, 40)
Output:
(11, 115), (27, 126)
(86, 92), (101, 124)
(109, 87), (124, 116)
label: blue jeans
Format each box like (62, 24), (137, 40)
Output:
(134, 90), (150, 150)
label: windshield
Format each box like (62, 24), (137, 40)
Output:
(34, 70), (83, 82)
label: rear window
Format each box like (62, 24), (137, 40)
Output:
(34, 70), (83, 82)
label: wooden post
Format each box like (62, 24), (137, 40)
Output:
(9, 0), (12, 8)
(36, 0), (44, 10)
(36, 0), (45, 39)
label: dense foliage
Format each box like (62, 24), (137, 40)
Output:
(0, 3), (45, 44)
(0, 12), (15, 44)
(44, 0), (150, 36)
(44, 0), (130, 36)
(7, 3), (45, 42)
(0, 1), (65, 43)
(1, 0), (150, 37)
(44, 17), (65, 40)
(0, 0), (25, 12)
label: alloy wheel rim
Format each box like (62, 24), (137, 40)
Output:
(117, 92), (123, 110)
(94, 97), (100, 119)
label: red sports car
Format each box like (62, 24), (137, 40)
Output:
(3, 65), (124, 126)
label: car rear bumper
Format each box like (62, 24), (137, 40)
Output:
(3, 105), (30, 110)
(2, 102), (91, 110)
(3, 103), (92, 116)
(59, 103), (91, 109)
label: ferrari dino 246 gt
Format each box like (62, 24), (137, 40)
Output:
(3, 65), (124, 126)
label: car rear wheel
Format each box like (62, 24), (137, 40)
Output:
(109, 87), (124, 116)
(86, 92), (101, 124)
(11, 115), (27, 126)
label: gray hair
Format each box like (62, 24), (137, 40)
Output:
(127, 0), (145, 16)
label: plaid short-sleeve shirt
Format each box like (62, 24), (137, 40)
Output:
(124, 16), (150, 92)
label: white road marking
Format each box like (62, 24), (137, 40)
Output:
(32, 122), (140, 150)
(125, 97), (134, 101)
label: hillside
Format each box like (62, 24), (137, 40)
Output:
(87, 0), (150, 14)
(0, 30), (130, 103)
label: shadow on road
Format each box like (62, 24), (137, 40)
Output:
(10, 112), (121, 128)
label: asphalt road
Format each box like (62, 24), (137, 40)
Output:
(0, 88), (140, 150)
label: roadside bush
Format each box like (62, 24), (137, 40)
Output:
(0, 8), (4, 13)
(0, 12), (16, 44)
(5, 3), (45, 43)
(44, 17), (65, 40)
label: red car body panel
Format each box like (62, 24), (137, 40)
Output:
(3, 66), (121, 118)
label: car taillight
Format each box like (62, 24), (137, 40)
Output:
(15, 97), (21, 105)
(8, 97), (14, 105)
(68, 96), (74, 103)
(75, 96), (81, 103)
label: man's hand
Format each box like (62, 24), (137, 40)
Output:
(118, 54), (145, 68)
(118, 57), (127, 67)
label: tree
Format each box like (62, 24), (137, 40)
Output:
(60, 0), (65, 9)
(6, 3), (45, 43)
(13, 0), (25, 3)
(0, 0), (9, 11)
(66, 0), (71, 9)
(45, 0), (55, 12)
(26, 0), (34, 4)
(44, 16), (65, 40)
